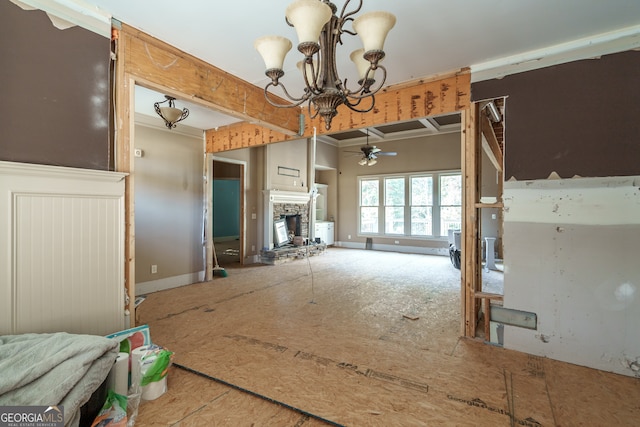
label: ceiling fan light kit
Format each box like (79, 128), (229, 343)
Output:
(255, 0), (396, 131)
(346, 129), (397, 166)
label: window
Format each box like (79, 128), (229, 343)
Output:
(439, 174), (462, 236)
(359, 171), (461, 238)
(359, 179), (379, 233)
(385, 177), (404, 234)
(410, 176), (432, 236)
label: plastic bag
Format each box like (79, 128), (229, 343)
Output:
(91, 390), (127, 427)
(141, 349), (173, 386)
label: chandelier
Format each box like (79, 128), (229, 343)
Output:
(255, 0), (396, 131)
(154, 95), (189, 129)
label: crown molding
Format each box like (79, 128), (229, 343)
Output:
(471, 24), (640, 82)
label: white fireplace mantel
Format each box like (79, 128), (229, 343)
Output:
(263, 189), (314, 249)
(264, 189), (312, 204)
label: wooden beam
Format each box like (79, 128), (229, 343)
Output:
(206, 121), (302, 153)
(481, 115), (503, 172)
(114, 31), (136, 327)
(207, 71), (471, 152)
(461, 103), (481, 338)
(119, 23), (300, 135)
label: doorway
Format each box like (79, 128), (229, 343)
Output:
(209, 158), (245, 271)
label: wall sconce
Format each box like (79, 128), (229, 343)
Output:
(154, 95), (189, 129)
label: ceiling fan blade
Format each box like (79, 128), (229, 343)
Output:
(377, 152), (397, 156)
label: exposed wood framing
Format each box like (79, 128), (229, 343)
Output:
(113, 24), (307, 325)
(120, 23), (300, 135)
(461, 104), (482, 337)
(206, 72), (471, 152)
(473, 291), (504, 341)
(114, 31), (136, 325)
(113, 23), (475, 330)
(480, 115), (503, 172)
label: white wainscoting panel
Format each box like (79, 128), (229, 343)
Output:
(0, 161), (127, 335)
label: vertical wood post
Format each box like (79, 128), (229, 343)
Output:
(461, 103), (481, 337)
(114, 30), (136, 327)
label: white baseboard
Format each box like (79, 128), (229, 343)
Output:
(136, 270), (205, 295)
(334, 241), (448, 256)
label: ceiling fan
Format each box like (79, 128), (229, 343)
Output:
(346, 129), (397, 166)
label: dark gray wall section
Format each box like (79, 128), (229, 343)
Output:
(471, 51), (640, 181)
(0, 1), (111, 170)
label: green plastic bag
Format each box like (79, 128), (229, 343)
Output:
(140, 349), (173, 386)
(91, 390), (127, 427)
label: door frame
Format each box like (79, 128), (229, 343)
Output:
(205, 155), (246, 281)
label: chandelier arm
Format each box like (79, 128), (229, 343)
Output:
(340, 0), (363, 21)
(263, 83), (310, 108)
(346, 65), (388, 101)
(341, 25), (357, 37)
(307, 101), (320, 120)
(345, 95), (375, 114)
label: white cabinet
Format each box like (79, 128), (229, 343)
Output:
(314, 221), (334, 245)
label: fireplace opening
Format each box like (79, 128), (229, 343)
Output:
(281, 214), (301, 241)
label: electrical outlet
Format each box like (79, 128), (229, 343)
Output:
(252, 213), (257, 220)
(348, 235), (351, 239)
(251, 245), (255, 252)
(151, 264), (157, 274)
(395, 240), (400, 244)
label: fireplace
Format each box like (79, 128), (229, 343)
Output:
(263, 190), (313, 249)
(261, 190), (326, 264)
(282, 214), (301, 240)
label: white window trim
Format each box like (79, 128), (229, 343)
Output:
(358, 170), (461, 240)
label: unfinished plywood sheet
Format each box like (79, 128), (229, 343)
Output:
(134, 366), (320, 426)
(135, 248), (640, 426)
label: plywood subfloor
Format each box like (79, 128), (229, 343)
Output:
(133, 248), (639, 426)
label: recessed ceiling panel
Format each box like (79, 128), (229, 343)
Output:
(375, 121), (427, 134)
(328, 130), (368, 141)
(432, 113), (461, 126)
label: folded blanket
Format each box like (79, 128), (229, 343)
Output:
(0, 332), (119, 427)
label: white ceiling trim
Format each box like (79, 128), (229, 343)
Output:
(15, 0), (111, 37)
(135, 113), (205, 139)
(471, 24), (640, 83)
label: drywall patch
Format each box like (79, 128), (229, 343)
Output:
(504, 176), (640, 225)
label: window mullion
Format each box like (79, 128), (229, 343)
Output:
(433, 173), (441, 237)
(379, 177), (384, 234)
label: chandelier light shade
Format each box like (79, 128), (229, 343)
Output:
(286, 0), (332, 46)
(352, 11), (396, 52)
(254, 36), (292, 72)
(255, 0), (396, 131)
(154, 95), (189, 129)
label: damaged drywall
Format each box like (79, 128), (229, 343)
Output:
(502, 175), (640, 377)
(471, 50), (640, 181)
